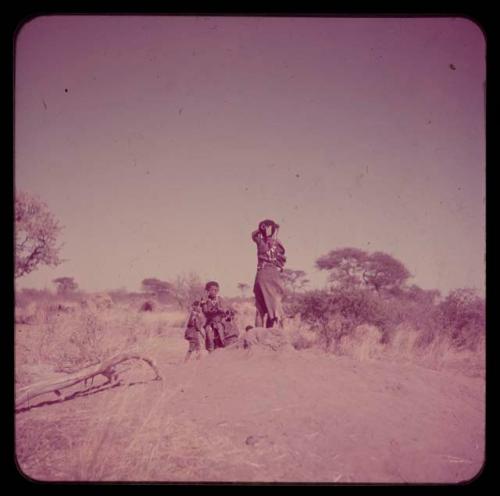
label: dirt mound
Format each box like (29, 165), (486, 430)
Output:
(15, 332), (485, 483)
(243, 327), (294, 352)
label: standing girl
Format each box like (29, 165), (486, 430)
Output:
(251, 219), (286, 328)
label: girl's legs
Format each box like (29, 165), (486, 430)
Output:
(255, 310), (267, 327)
(266, 317), (278, 328)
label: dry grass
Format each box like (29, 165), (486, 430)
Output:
(336, 325), (384, 361)
(14, 298), (485, 483)
(329, 322), (485, 378)
(139, 309), (188, 330)
(15, 304), (187, 388)
(283, 315), (317, 350)
(15, 297), (484, 392)
(231, 300), (256, 331)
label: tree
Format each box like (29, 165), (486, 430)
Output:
(53, 277), (78, 294)
(15, 191), (63, 278)
(172, 272), (205, 309)
(362, 252), (411, 294)
(282, 269), (310, 294)
(400, 284), (441, 305)
(237, 282), (250, 298)
(315, 248), (410, 293)
(141, 278), (173, 302)
(315, 248), (368, 289)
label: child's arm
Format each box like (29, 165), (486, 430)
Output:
(200, 300), (209, 316)
(217, 297), (236, 321)
(194, 314), (206, 338)
(218, 296), (232, 313)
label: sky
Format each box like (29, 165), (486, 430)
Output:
(15, 15), (486, 297)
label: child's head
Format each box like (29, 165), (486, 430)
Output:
(192, 300), (200, 309)
(205, 281), (220, 298)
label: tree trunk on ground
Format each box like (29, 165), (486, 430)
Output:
(15, 352), (162, 409)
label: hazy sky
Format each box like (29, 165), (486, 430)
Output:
(15, 16), (485, 296)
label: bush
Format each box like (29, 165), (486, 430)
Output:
(36, 308), (152, 373)
(40, 311), (108, 371)
(140, 301), (155, 312)
(290, 288), (397, 350)
(15, 288), (56, 310)
(437, 289), (485, 350)
(281, 280), (484, 377)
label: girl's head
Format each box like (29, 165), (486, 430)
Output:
(259, 219), (279, 238)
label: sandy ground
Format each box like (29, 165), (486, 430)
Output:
(15, 330), (485, 484)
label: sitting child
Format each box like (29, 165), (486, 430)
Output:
(184, 300), (205, 362)
(201, 281), (232, 352)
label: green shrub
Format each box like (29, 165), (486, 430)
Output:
(290, 288), (397, 350)
(437, 289), (485, 350)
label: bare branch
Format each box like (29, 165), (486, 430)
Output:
(15, 352), (162, 409)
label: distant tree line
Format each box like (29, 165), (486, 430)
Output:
(284, 248), (485, 353)
(15, 191), (484, 351)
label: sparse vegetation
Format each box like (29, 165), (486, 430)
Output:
(280, 249), (485, 374)
(15, 249), (485, 482)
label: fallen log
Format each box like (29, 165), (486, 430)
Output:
(15, 352), (162, 409)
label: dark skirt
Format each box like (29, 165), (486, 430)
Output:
(253, 265), (285, 320)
